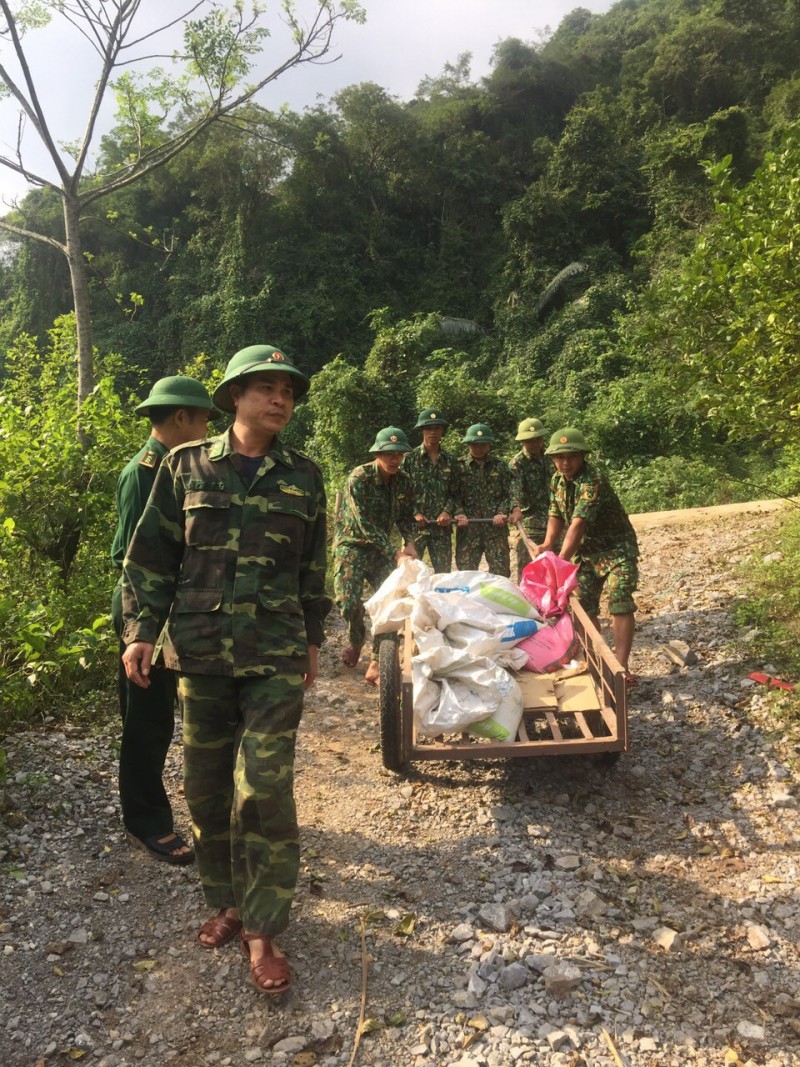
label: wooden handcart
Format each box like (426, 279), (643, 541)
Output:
(377, 597), (628, 772)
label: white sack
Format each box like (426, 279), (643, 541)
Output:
(365, 557), (433, 635)
(415, 570), (542, 620)
(467, 683), (525, 742)
(411, 639), (523, 738)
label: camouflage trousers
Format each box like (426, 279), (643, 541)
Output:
(412, 529), (453, 574)
(333, 544), (394, 658)
(179, 668), (304, 936)
(455, 524), (511, 578)
(577, 553), (639, 616)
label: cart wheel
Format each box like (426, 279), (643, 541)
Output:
(379, 634), (403, 772)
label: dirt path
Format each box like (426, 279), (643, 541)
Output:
(1, 506), (799, 1067)
(630, 498), (792, 531)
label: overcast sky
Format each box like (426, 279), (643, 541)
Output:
(0, 0), (613, 205)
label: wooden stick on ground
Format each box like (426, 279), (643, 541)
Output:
(347, 916), (369, 1067)
(601, 1027), (627, 1067)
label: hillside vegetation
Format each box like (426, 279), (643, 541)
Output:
(1, 0), (799, 726)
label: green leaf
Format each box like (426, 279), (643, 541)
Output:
(360, 1017), (385, 1035)
(393, 913), (416, 937)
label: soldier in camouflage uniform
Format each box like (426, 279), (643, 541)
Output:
(122, 345), (331, 995)
(401, 408), (456, 573)
(451, 424), (519, 577)
(508, 417), (553, 579)
(111, 375), (214, 866)
(334, 426), (417, 685)
(537, 427), (639, 684)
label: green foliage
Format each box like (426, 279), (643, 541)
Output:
(627, 123), (800, 443)
(732, 511), (800, 740)
(610, 444), (800, 513)
(0, 316), (138, 729)
(2, 0), (800, 740)
(304, 356), (395, 485)
(304, 311), (499, 483)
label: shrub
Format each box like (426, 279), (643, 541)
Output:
(0, 317), (138, 731)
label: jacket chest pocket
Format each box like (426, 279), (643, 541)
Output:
(183, 490), (233, 547)
(266, 490), (310, 522)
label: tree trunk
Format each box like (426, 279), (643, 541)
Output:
(62, 195), (94, 407)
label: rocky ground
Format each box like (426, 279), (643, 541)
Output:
(2, 509), (800, 1067)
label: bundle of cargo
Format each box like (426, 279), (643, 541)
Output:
(365, 554), (627, 772)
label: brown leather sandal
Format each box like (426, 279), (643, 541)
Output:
(241, 932), (292, 995)
(197, 909), (242, 949)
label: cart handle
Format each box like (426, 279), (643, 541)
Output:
(515, 520), (539, 557)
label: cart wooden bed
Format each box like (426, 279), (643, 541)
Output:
(377, 597), (628, 772)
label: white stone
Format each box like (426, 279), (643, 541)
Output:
(653, 927), (682, 951)
(310, 1020), (335, 1041)
(554, 854), (581, 871)
(272, 1037), (306, 1054)
(736, 1021), (765, 1041)
(746, 924), (771, 951)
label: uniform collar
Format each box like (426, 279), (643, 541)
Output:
(146, 435), (169, 458)
(370, 459), (405, 485)
(420, 443), (449, 462)
(519, 446), (546, 463)
(208, 427), (294, 468)
(467, 453), (494, 469)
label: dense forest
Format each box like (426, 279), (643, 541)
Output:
(1, 0), (799, 723)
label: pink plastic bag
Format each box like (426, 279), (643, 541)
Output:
(518, 612), (578, 673)
(520, 551), (579, 618)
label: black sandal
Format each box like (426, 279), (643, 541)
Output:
(127, 831), (195, 866)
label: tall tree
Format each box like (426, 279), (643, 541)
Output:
(0, 0), (362, 405)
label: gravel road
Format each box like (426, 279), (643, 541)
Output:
(2, 510), (799, 1067)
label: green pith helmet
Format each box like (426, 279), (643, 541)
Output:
(369, 426), (412, 453)
(545, 427), (591, 455)
(212, 344), (311, 412)
(414, 407), (450, 429)
(462, 423), (495, 444)
(134, 375), (214, 415)
(515, 417), (547, 441)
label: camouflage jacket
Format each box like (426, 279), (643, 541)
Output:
(401, 445), (457, 522)
(508, 449), (553, 531)
(121, 429), (331, 677)
(334, 462), (415, 564)
(110, 436), (168, 570)
(450, 454), (518, 518)
(548, 460), (639, 560)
